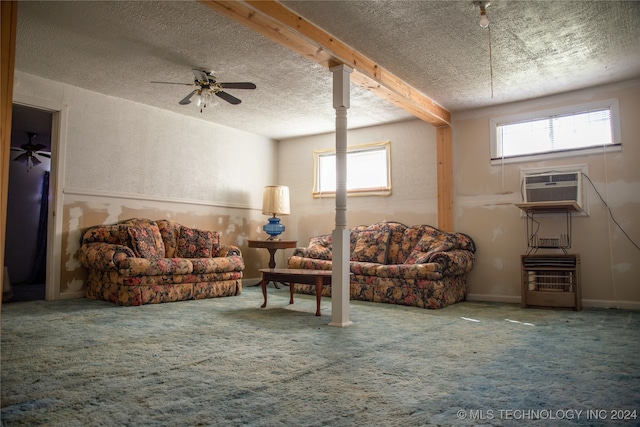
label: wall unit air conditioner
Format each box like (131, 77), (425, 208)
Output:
(523, 171), (583, 210)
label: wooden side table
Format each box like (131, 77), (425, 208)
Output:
(248, 239), (297, 268)
(248, 240), (297, 288)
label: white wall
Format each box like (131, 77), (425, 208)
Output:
(453, 79), (640, 308)
(13, 71), (278, 297)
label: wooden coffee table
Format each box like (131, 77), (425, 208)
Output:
(259, 268), (332, 316)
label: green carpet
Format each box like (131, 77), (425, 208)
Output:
(2, 285), (639, 426)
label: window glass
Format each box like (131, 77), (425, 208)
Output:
(491, 99), (620, 163)
(313, 141), (391, 197)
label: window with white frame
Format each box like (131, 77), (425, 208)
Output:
(313, 141), (391, 197)
(490, 99), (621, 164)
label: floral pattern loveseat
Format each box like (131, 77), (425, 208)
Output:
(287, 221), (475, 309)
(78, 218), (244, 306)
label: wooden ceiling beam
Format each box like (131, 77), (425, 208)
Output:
(200, 0), (451, 127)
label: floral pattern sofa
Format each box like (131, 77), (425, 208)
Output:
(287, 221), (475, 309)
(78, 218), (244, 306)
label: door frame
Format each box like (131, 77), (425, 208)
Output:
(12, 94), (67, 300)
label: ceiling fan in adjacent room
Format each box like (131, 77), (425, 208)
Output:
(11, 132), (51, 172)
(151, 69), (256, 112)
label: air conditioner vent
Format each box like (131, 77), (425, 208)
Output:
(523, 171), (583, 210)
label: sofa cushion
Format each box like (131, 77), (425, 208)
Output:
(385, 222), (409, 264)
(374, 263), (442, 280)
(405, 233), (456, 264)
(351, 228), (390, 264)
(306, 235), (333, 260)
(116, 257), (193, 276)
(190, 256), (245, 274)
(349, 225), (369, 252)
(350, 261), (382, 276)
(120, 219), (166, 257)
(127, 226), (162, 259)
(396, 226), (426, 263)
(176, 227), (219, 258)
(287, 255), (333, 271)
(156, 219), (180, 258)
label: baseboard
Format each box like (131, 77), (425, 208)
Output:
(466, 293), (520, 304)
(243, 277), (262, 287)
(581, 299), (640, 310)
(58, 290), (85, 300)
(467, 293), (640, 310)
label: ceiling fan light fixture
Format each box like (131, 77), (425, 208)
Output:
(152, 69), (255, 110)
(11, 131), (51, 172)
(196, 90), (204, 107)
(196, 89), (217, 111)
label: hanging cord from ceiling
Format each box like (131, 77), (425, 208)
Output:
(488, 25), (494, 99)
(474, 1), (494, 99)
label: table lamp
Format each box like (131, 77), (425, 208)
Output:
(262, 185), (290, 240)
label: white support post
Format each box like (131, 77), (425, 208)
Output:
(329, 64), (353, 328)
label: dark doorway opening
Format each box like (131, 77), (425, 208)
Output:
(3, 104), (53, 303)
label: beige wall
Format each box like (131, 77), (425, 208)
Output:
(13, 72), (278, 297)
(13, 71), (639, 307)
(453, 79), (640, 308)
(278, 119), (440, 250)
(278, 79), (639, 308)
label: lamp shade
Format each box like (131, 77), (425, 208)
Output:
(262, 185), (290, 216)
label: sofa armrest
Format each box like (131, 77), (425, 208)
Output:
(427, 249), (475, 276)
(217, 245), (242, 257)
(292, 247), (309, 257)
(78, 242), (135, 271)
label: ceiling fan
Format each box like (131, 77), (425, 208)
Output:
(151, 69), (256, 112)
(11, 132), (51, 172)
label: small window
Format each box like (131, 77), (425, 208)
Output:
(313, 141), (391, 197)
(490, 99), (621, 164)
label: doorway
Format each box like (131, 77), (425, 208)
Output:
(3, 104), (53, 303)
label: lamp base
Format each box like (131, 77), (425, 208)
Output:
(263, 217), (285, 240)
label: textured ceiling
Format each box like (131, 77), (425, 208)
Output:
(14, 1), (640, 140)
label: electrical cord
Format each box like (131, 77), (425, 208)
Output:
(519, 170), (638, 252)
(582, 172), (640, 252)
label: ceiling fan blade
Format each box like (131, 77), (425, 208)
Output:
(150, 81), (194, 86)
(215, 91), (242, 105)
(36, 151), (51, 158)
(30, 143), (47, 151)
(14, 153), (29, 165)
(10, 147), (22, 152)
(191, 69), (210, 83)
(179, 90), (198, 105)
(219, 82), (256, 90)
